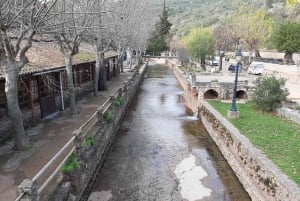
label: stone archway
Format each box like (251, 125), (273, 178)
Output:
(236, 90), (247, 99)
(204, 89), (218, 99)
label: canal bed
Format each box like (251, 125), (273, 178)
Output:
(88, 60), (250, 201)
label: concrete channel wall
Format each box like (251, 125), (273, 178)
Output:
(167, 58), (300, 201)
(17, 63), (147, 201)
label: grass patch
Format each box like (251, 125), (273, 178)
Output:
(61, 154), (79, 173)
(82, 136), (95, 147)
(114, 97), (123, 107)
(208, 100), (300, 185)
(103, 111), (113, 122)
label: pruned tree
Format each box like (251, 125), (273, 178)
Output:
(87, 0), (107, 94)
(0, 0), (57, 150)
(104, 0), (156, 69)
(48, 0), (98, 114)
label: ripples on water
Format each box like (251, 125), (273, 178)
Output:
(88, 61), (250, 201)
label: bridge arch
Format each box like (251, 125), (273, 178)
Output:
(204, 89), (219, 99)
(236, 90), (247, 99)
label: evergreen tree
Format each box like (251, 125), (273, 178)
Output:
(147, 0), (172, 53)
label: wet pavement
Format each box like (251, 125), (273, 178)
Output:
(0, 69), (134, 201)
(88, 61), (250, 201)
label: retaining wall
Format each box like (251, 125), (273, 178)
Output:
(168, 58), (300, 201)
(200, 102), (300, 201)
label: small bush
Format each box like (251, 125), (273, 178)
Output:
(114, 97), (123, 107)
(103, 111), (113, 122)
(82, 136), (95, 147)
(61, 154), (79, 173)
(252, 76), (289, 112)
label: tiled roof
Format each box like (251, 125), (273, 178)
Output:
(0, 42), (118, 79)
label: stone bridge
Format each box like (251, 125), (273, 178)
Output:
(186, 71), (251, 101)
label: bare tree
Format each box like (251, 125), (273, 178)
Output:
(102, 0), (156, 70)
(48, 0), (98, 114)
(0, 0), (57, 150)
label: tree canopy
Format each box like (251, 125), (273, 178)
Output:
(183, 27), (215, 63)
(272, 21), (300, 64)
(147, 0), (172, 53)
(215, 7), (273, 58)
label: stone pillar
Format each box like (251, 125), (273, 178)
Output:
(18, 179), (39, 201)
(227, 110), (240, 119)
(97, 108), (104, 126)
(118, 88), (123, 98)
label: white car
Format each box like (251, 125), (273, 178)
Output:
(248, 64), (264, 75)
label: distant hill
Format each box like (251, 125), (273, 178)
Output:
(153, 0), (295, 36)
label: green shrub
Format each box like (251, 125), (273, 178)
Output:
(82, 136), (95, 147)
(103, 111), (113, 122)
(114, 97), (123, 107)
(252, 76), (289, 112)
(61, 154), (79, 173)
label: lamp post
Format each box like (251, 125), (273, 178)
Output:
(227, 49), (242, 119)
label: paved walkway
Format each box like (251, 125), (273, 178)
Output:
(0, 69), (134, 201)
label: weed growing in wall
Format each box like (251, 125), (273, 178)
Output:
(103, 111), (113, 122)
(61, 154), (79, 173)
(82, 136), (95, 147)
(114, 97), (123, 107)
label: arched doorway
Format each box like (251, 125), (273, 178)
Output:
(204, 89), (218, 99)
(236, 90), (247, 99)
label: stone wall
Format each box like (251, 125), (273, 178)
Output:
(277, 107), (300, 124)
(48, 64), (147, 201)
(168, 58), (300, 201)
(200, 102), (300, 201)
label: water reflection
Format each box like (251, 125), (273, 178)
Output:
(89, 61), (250, 201)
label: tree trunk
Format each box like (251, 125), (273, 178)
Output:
(117, 47), (124, 73)
(94, 45), (101, 96)
(255, 49), (261, 58)
(127, 49), (133, 68)
(64, 55), (76, 115)
(284, 52), (294, 65)
(99, 51), (107, 91)
(5, 63), (28, 150)
(200, 58), (205, 67)
(136, 50), (141, 67)
(248, 51), (253, 64)
(118, 55), (124, 73)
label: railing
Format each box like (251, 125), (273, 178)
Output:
(16, 97), (113, 201)
(16, 64), (144, 201)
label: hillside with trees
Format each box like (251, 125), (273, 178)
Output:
(151, 0), (299, 65)
(151, 0), (299, 37)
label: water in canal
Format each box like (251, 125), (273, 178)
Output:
(88, 60), (250, 201)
